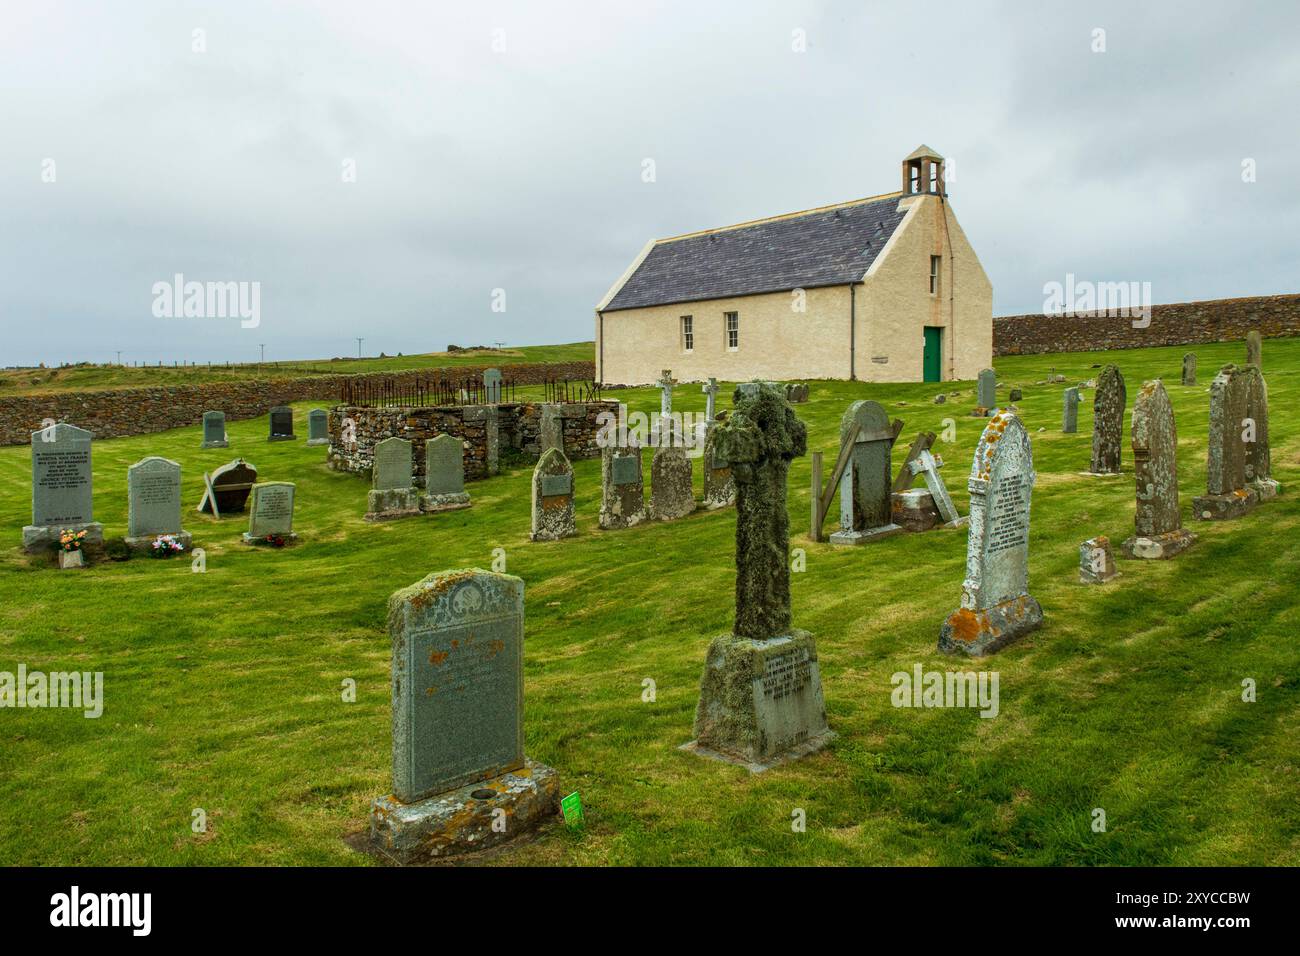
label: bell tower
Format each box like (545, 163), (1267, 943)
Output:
(902, 144), (945, 197)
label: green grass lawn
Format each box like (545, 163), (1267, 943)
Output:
(1, 338), (1297, 866)
(0, 342), (595, 396)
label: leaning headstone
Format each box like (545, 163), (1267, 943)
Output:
(1181, 353), (1197, 386)
(197, 458), (257, 516)
(906, 449), (965, 528)
(421, 434), (471, 513)
(539, 404), (563, 455)
(702, 422), (736, 510)
(201, 410), (228, 448)
(125, 456), (191, 552)
(1079, 536), (1120, 584)
(1242, 365), (1279, 500)
(893, 431), (936, 493)
(366, 437), (421, 520)
(599, 441), (647, 529)
(702, 377), (720, 422)
(686, 382), (830, 770)
(973, 368), (996, 415)
(366, 569), (558, 863)
(1062, 388), (1079, 433)
(939, 411), (1043, 656)
(1089, 365), (1126, 474)
(1192, 365), (1259, 520)
(830, 400), (902, 545)
(306, 409), (329, 446)
(483, 368), (502, 403)
(650, 443), (695, 520)
(1246, 330), (1262, 369)
(22, 422), (104, 552)
(530, 447), (575, 541)
(268, 406), (296, 441)
(243, 481), (296, 544)
(1122, 380), (1195, 558)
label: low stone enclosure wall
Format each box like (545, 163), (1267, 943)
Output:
(992, 293), (1300, 356)
(327, 401), (617, 482)
(0, 359), (595, 448)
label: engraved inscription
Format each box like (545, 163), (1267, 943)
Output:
(986, 472), (1028, 556)
(761, 647), (811, 703)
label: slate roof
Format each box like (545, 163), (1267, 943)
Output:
(603, 193), (907, 312)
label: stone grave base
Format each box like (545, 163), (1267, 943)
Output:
(419, 492), (471, 514)
(1122, 528), (1196, 560)
(267, 435), (298, 442)
(242, 532), (298, 546)
(365, 760), (559, 864)
(892, 489), (939, 532)
(688, 630), (831, 772)
(22, 521), (103, 554)
(124, 531), (193, 554)
(1251, 478), (1281, 501)
(970, 407), (992, 417)
(366, 488), (423, 521)
(1192, 488), (1259, 521)
(829, 522), (904, 546)
(598, 509), (646, 531)
(650, 496), (697, 521)
(939, 595), (1044, 657)
(1081, 469), (1123, 477)
(305, 438), (329, 447)
(201, 440), (229, 449)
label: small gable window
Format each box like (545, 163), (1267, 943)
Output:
(725, 312), (739, 351)
(930, 255), (942, 295)
(681, 315), (694, 352)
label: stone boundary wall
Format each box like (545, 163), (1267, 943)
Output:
(0, 359), (595, 447)
(327, 401), (617, 482)
(993, 294), (1300, 356)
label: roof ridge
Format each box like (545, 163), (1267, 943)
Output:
(656, 190), (904, 244)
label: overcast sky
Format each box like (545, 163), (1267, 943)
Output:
(1, 1), (1296, 368)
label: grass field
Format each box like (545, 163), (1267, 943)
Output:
(1, 338), (1298, 866)
(0, 342), (595, 397)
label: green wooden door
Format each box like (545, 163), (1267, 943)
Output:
(923, 327), (942, 382)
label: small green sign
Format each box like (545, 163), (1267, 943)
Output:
(561, 791), (584, 828)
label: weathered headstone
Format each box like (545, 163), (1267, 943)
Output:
(1122, 380), (1196, 558)
(421, 434), (471, 513)
(22, 422), (104, 552)
(1089, 365), (1126, 474)
(891, 487), (941, 532)
(1242, 365), (1279, 499)
(243, 481), (296, 543)
(1246, 330), (1262, 368)
(702, 377), (720, 422)
(1062, 388), (1079, 433)
(1193, 365), (1260, 520)
(1079, 536), (1119, 584)
(906, 449), (965, 528)
(197, 458), (257, 516)
(893, 431), (936, 492)
(201, 410), (228, 448)
(1008, 387), (1022, 403)
(974, 368), (996, 415)
(366, 569), (558, 863)
(657, 369), (676, 417)
(686, 382), (830, 770)
(539, 404), (563, 455)
(649, 443), (695, 520)
(367, 437), (421, 520)
(830, 400), (902, 545)
(530, 447), (575, 541)
(1181, 353), (1197, 386)
(483, 368), (502, 403)
(702, 422), (736, 510)
(268, 406), (296, 441)
(306, 409), (329, 446)
(599, 441), (647, 529)
(939, 411), (1043, 656)
(465, 404), (500, 476)
(784, 383), (809, 404)
(126, 456), (191, 552)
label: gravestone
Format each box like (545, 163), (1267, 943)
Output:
(1122, 380), (1196, 558)
(268, 406), (296, 441)
(702, 422), (736, 510)
(973, 368), (996, 415)
(893, 431), (936, 493)
(906, 449), (965, 528)
(657, 369), (676, 417)
(829, 400), (902, 545)
(784, 383), (809, 404)
(1008, 387), (1022, 403)
(939, 411), (1043, 656)
(201, 410), (228, 448)
(1062, 388), (1079, 433)
(1246, 330), (1262, 368)
(702, 377), (719, 422)
(22, 422), (104, 552)
(1242, 365), (1279, 500)
(125, 456), (191, 552)
(1181, 353), (1197, 386)
(197, 458), (257, 516)
(686, 382), (830, 770)
(464, 404), (500, 476)
(539, 404), (563, 455)
(599, 440), (647, 530)
(650, 443), (695, 520)
(306, 409), (329, 446)
(367, 437), (421, 520)
(243, 481), (296, 543)
(1193, 365), (1260, 520)
(1079, 536), (1120, 584)
(421, 434), (471, 513)
(892, 487), (941, 532)
(1089, 365), (1126, 474)
(366, 569), (558, 863)
(483, 368), (502, 403)
(530, 447), (575, 541)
